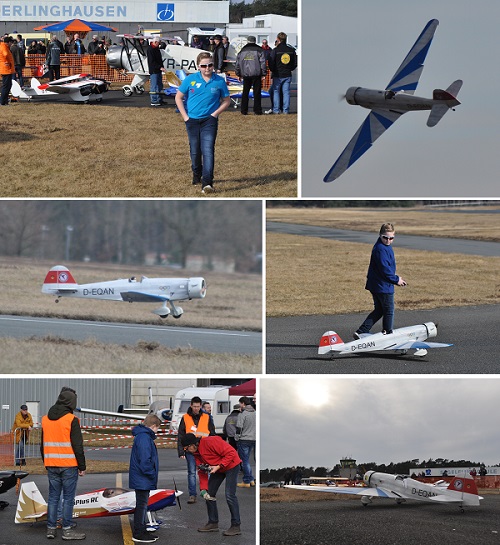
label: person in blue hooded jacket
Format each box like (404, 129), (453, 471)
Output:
(129, 414), (161, 543)
(354, 223), (407, 338)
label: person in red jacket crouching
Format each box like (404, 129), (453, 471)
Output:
(181, 433), (242, 536)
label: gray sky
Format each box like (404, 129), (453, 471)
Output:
(301, 0), (500, 197)
(261, 377), (500, 469)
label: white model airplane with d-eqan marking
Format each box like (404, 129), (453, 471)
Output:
(324, 19), (462, 182)
(318, 322), (452, 357)
(42, 265), (206, 319)
(286, 471), (482, 511)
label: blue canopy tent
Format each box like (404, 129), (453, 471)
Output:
(34, 19), (118, 38)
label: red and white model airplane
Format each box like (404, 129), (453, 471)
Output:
(42, 265), (206, 319)
(15, 481), (181, 527)
(318, 322), (452, 358)
(11, 74), (109, 103)
(286, 471), (482, 511)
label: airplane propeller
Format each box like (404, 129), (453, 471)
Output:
(173, 478), (182, 511)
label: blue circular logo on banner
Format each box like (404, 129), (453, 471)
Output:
(157, 3), (175, 21)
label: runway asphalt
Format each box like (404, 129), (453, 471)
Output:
(260, 495), (500, 545)
(266, 305), (500, 374)
(0, 315), (262, 355)
(0, 448), (256, 545)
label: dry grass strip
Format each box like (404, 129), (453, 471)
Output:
(0, 101), (296, 197)
(267, 232), (500, 317)
(267, 206), (500, 242)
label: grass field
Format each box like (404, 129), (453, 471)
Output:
(0, 98), (297, 197)
(267, 207), (500, 317)
(267, 206), (500, 242)
(0, 258), (262, 373)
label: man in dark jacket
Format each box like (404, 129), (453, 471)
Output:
(41, 387), (86, 541)
(129, 414), (161, 543)
(234, 36), (266, 115)
(212, 35), (225, 73)
(354, 222), (407, 337)
(268, 32), (297, 114)
(46, 35), (64, 81)
(146, 36), (165, 106)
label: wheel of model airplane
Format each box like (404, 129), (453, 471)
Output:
(135, 86), (145, 95)
(159, 315), (169, 319)
(172, 315), (182, 319)
(96, 98), (102, 103)
(122, 86), (133, 96)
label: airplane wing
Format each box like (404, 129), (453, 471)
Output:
(76, 407), (146, 420)
(120, 291), (169, 303)
(285, 485), (402, 499)
(324, 109), (403, 182)
(386, 19), (439, 94)
(389, 341), (453, 350)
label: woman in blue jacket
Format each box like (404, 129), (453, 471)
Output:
(354, 223), (407, 337)
(129, 415), (161, 543)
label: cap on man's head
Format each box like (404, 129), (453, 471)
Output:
(93, 35), (98, 39)
(181, 433), (199, 448)
(247, 35), (256, 43)
(20, 404), (28, 410)
(213, 34), (222, 41)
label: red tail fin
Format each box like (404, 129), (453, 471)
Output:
(43, 265), (77, 285)
(447, 476), (479, 496)
(318, 331), (344, 354)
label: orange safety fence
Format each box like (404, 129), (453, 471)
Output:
(20, 54), (272, 90)
(0, 432), (14, 466)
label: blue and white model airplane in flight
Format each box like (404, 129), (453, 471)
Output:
(324, 19), (462, 183)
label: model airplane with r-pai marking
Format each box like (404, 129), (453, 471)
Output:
(42, 265), (206, 319)
(325, 19), (462, 182)
(318, 322), (452, 358)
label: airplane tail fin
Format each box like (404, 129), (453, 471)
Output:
(29, 78), (46, 95)
(427, 79), (463, 127)
(15, 482), (48, 524)
(446, 476), (482, 506)
(42, 265), (79, 294)
(318, 331), (344, 355)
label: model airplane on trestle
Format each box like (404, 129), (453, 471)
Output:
(318, 322), (452, 358)
(324, 19), (463, 182)
(42, 265), (206, 319)
(0, 471), (29, 510)
(286, 471), (481, 511)
(15, 481), (182, 526)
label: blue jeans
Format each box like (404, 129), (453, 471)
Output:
(237, 440), (255, 483)
(15, 433), (26, 465)
(133, 489), (150, 537)
(272, 76), (291, 114)
(47, 467), (79, 529)
(358, 292), (395, 334)
(206, 465), (240, 526)
(185, 115), (219, 184)
(149, 72), (163, 104)
(185, 451), (197, 497)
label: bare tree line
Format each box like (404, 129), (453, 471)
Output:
(0, 201), (262, 273)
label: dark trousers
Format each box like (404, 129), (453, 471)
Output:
(206, 465), (240, 526)
(241, 76), (262, 114)
(49, 65), (61, 81)
(1, 74), (13, 105)
(358, 292), (395, 334)
(133, 489), (149, 537)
